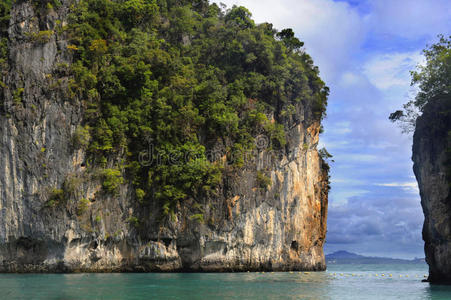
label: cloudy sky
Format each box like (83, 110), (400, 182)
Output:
(217, 0), (451, 258)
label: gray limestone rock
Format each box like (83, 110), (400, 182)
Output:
(0, 1), (329, 272)
(413, 95), (451, 283)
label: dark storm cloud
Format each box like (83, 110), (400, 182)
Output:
(325, 187), (424, 258)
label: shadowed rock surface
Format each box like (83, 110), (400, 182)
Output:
(413, 95), (451, 283)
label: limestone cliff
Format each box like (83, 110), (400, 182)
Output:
(413, 95), (451, 283)
(0, 1), (329, 272)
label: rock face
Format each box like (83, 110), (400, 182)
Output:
(0, 1), (329, 272)
(413, 95), (451, 283)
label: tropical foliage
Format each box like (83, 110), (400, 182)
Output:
(390, 35), (451, 131)
(1, 0), (329, 217)
(66, 0), (328, 216)
(0, 0), (12, 83)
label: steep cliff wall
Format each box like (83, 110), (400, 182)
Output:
(0, 1), (329, 272)
(413, 96), (451, 283)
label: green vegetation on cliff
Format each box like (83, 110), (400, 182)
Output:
(0, 0), (11, 81)
(390, 35), (451, 128)
(63, 0), (328, 216)
(1, 0), (328, 217)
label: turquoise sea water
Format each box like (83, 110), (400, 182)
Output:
(1, 264), (451, 299)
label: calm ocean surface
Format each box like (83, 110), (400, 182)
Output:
(1, 264), (451, 299)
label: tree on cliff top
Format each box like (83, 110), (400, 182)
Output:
(276, 28), (304, 52)
(389, 35), (451, 132)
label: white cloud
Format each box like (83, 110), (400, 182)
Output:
(328, 189), (369, 206)
(332, 178), (367, 185)
(375, 182), (419, 193)
(318, 139), (350, 151)
(326, 121), (352, 135)
(339, 72), (362, 87)
(363, 52), (424, 90)
(333, 153), (379, 163)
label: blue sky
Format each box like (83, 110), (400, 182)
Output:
(218, 0), (451, 258)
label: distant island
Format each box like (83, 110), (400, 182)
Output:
(326, 251), (426, 265)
